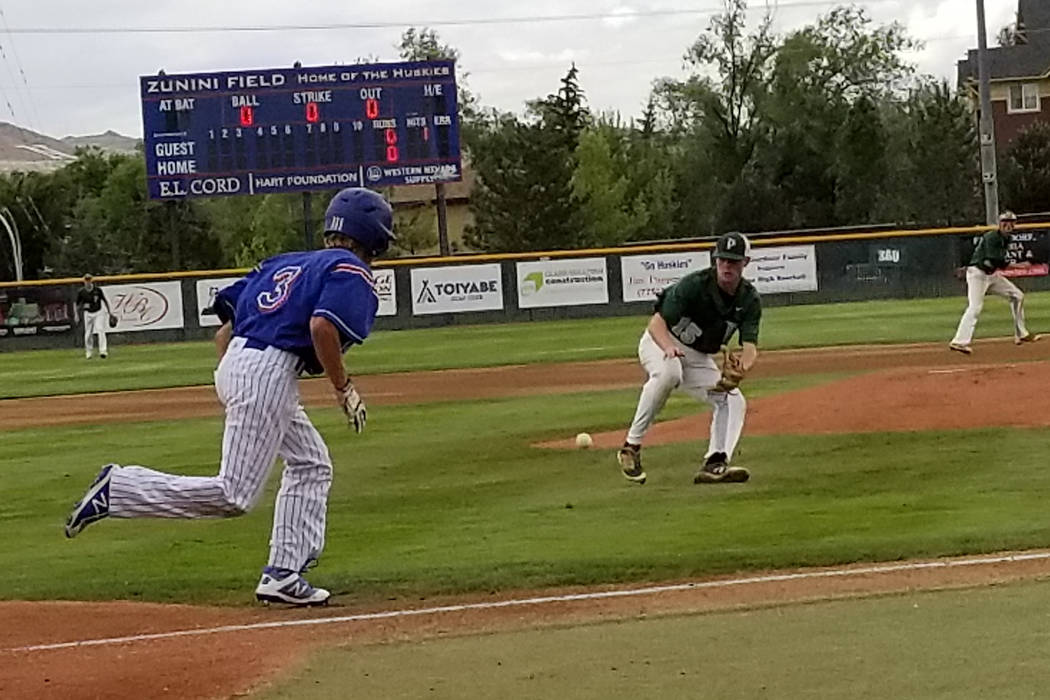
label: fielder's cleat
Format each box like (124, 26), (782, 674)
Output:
(617, 444), (646, 484)
(948, 343), (973, 355)
(255, 566), (331, 606)
(100, 353), (108, 359)
(1015, 333), (1040, 345)
(64, 464), (116, 538)
(694, 452), (750, 484)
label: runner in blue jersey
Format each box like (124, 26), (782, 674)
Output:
(63, 187), (395, 606)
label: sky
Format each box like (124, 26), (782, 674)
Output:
(0, 0), (1022, 139)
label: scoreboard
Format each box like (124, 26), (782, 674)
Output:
(140, 60), (462, 200)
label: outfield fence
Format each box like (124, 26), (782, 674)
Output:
(3, 222), (1050, 351)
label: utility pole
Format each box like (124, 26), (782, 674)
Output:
(435, 183), (450, 256)
(976, 0), (1000, 225)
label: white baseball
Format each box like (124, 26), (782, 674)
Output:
(575, 432), (594, 449)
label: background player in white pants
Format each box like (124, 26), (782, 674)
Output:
(75, 274), (113, 359)
(618, 232), (762, 485)
(63, 188), (395, 607)
(950, 210), (1039, 355)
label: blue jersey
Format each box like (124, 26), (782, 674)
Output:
(214, 248), (378, 373)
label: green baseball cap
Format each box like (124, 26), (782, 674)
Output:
(713, 232), (751, 261)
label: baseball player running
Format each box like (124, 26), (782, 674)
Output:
(63, 187), (395, 606)
(618, 232), (762, 485)
(950, 210), (1039, 355)
(75, 274), (114, 359)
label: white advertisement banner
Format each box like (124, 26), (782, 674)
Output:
(621, 252), (711, 302)
(373, 268), (396, 317)
(747, 245), (819, 294)
(105, 281), (184, 332)
(411, 264), (503, 315)
(195, 277), (242, 327)
(516, 257), (609, 309)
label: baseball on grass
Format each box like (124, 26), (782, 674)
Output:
(575, 432), (594, 449)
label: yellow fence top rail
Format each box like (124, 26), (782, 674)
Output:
(0, 221), (1040, 289)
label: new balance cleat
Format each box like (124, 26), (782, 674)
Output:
(255, 566), (331, 606)
(948, 343), (973, 355)
(694, 452), (750, 484)
(1016, 333), (1040, 345)
(64, 464), (116, 538)
(617, 444), (647, 484)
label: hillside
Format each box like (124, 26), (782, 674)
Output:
(0, 122), (138, 173)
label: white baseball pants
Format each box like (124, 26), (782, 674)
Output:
(626, 330), (747, 461)
(107, 337), (334, 572)
(951, 267), (1030, 346)
(83, 309), (108, 358)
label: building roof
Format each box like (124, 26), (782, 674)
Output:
(957, 0), (1050, 87)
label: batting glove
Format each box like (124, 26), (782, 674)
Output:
(338, 379), (367, 433)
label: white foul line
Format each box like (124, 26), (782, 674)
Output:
(8, 551), (1050, 654)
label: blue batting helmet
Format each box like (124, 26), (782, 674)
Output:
(323, 188), (396, 257)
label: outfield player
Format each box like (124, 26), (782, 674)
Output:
(950, 210), (1039, 355)
(63, 187), (395, 607)
(75, 274), (113, 359)
(618, 232), (762, 485)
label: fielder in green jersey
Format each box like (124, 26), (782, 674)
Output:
(950, 210), (1039, 354)
(618, 232), (762, 485)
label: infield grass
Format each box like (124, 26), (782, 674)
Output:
(4, 291), (1050, 398)
(258, 579), (1050, 700)
(6, 377), (1050, 605)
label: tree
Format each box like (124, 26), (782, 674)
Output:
(467, 65), (590, 252)
(391, 205), (438, 256)
(833, 95), (887, 224)
(1001, 121), (1050, 214)
(893, 80), (981, 225)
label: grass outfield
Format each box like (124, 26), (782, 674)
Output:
(8, 380), (1050, 605)
(4, 292), (1050, 398)
(258, 580), (1050, 700)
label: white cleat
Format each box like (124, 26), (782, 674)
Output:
(255, 567), (330, 606)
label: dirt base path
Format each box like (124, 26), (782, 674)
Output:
(4, 337), (1050, 700)
(4, 552), (1050, 700)
(2, 337), (1046, 431)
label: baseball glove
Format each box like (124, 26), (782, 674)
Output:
(714, 346), (746, 392)
(108, 314), (118, 328)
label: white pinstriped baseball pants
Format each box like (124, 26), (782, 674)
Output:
(107, 337), (333, 572)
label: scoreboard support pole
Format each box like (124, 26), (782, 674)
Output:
(436, 183), (450, 257)
(302, 191), (313, 249)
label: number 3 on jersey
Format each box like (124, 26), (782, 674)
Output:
(257, 265), (303, 312)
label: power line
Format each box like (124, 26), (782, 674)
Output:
(0, 4), (40, 131)
(0, 1), (905, 35)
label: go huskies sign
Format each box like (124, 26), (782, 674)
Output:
(410, 264), (504, 315)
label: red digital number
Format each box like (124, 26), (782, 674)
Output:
(239, 106), (254, 127)
(305, 102), (320, 123)
(385, 128), (398, 145)
(365, 98), (380, 119)
(386, 146), (400, 162)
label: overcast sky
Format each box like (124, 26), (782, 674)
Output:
(0, 0), (1021, 138)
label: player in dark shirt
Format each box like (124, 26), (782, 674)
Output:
(618, 232), (762, 485)
(75, 274), (112, 359)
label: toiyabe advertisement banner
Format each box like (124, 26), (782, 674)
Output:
(0, 286), (74, 337)
(746, 245), (818, 294)
(196, 277), (243, 327)
(962, 228), (1050, 278)
(517, 257), (609, 309)
(105, 281), (185, 332)
(621, 252), (711, 302)
(373, 268), (396, 317)
(410, 264), (503, 315)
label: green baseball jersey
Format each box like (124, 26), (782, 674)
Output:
(970, 230), (1009, 273)
(655, 268), (762, 354)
